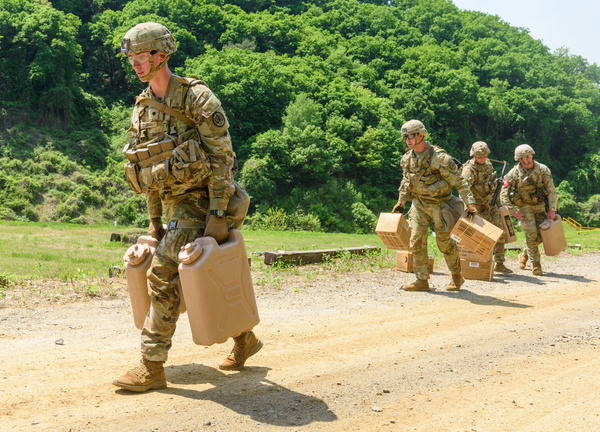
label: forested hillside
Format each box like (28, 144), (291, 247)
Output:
(1, 0), (599, 232)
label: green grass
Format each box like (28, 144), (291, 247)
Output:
(0, 220), (597, 284)
(0, 221), (141, 281)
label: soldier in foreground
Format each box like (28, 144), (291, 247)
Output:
(461, 141), (513, 274)
(393, 120), (477, 292)
(114, 22), (262, 392)
(500, 144), (558, 276)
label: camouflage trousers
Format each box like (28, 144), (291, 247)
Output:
(517, 203), (546, 263)
(141, 226), (204, 362)
(476, 204), (506, 264)
(408, 198), (461, 280)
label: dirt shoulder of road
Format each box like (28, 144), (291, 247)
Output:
(1, 252), (599, 432)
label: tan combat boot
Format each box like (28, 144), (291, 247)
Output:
(113, 358), (166, 392)
(495, 262), (513, 274)
(445, 274), (464, 291)
(218, 331), (263, 371)
(518, 251), (528, 269)
(402, 279), (430, 291)
(532, 262), (543, 276)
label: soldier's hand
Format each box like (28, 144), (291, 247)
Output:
(148, 217), (166, 241)
(464, 204), (478, 218)
(204, 215), (229, 244)
(392, 202), (404, 214)
(547, 210), (556, 220)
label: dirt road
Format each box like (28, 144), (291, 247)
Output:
(2, 252), (599, 432)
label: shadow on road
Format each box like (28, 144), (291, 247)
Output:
(429, 289), (532, 308)
(149, 364), (338, 427)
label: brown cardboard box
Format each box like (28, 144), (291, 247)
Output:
(457, 244), (492, 263)
(395, 250), (434, 273)
(499, 205), (517, 243)
(460, 259), (494, 281)
(450, 215), (503, 262)
(376, 213), (411, 250)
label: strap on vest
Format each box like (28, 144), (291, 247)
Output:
(136, 97), (196, 128)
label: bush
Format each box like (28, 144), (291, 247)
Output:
(351, 202), (377, 234)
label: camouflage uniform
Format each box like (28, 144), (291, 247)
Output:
(126, 75), (235, 362)
(399, 143), (476, 281)
(461, 158), (507, 264)
(500, 161), (557, 264)
(115, 23), (259, 393)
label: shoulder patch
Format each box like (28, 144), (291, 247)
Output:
(212, 111), (226, 127)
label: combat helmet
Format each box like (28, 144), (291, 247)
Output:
(121, 22), (176, 81)
(401, 120), (427, 137)
(470, 141), (490, 157)
(514, 144), (535, 161)
(121, 22), (177, 56)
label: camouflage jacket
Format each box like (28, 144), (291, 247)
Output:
(123, 74), (235, 220)
(398, 143), (476, 206)
(500, 161), (557, 213)
(461, 158), (497, 207)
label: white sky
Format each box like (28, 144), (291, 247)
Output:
(451, 0), (600, 66)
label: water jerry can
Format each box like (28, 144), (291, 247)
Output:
(540, 214), (567, 256)
(178, 229), (259, 346)
(123, 236), (158, 330)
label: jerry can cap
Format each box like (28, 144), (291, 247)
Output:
(124, 243), (150, 266)
(179, 241), (203, 265)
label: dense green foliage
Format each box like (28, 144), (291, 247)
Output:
(1, 0), (600, 231)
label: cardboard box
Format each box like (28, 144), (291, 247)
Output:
(499, 206), (517, 243)
(450, 215), (503, 262)
(458, 244), (492, 263)
(395, 250), (434, 273)
(376, 213), (411, 250)
(460, 259), (494, 281)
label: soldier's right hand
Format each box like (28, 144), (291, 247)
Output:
(204, 215), (229, 244)
(464, 204), (478, 218)
(148, 217), (166, 241)
(392, 203), (404, 214)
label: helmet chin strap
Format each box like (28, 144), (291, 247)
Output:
(139, 54), (170, 82)
(415, 134), (425, 146)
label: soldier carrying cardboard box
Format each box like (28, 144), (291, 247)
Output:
(461, 141), (513, 274)
(393, 120), (477, 292)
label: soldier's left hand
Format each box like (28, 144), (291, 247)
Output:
(464, 204), (478, 218)
(547, 210), (556, 220)
(204, 215), (229, 244)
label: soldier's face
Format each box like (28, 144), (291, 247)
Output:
(519, 155), (534, 169)
(128, 51), (152, 79)
(128, 51), (165, 82)
(404, 133), (424, 150)
(474, 156), (487, 164)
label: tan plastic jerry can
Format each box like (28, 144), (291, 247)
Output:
(178, 229), (259, 346)
(540, 214), (567, 256)
(123, 236), (158, 330)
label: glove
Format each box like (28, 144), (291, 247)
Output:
(204, 215), (229, 244)
(464, 204), (478, 218)
(392, 203), (404, 214)
(148, 217), (166, 241)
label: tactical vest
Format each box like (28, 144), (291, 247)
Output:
(123, 76), (212, 196)
(404, 145), (451, 199)
(507, 164), (547, 207)
(464, 160), (496, 205)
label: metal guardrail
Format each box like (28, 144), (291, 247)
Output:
(564, 217), (599, 233)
